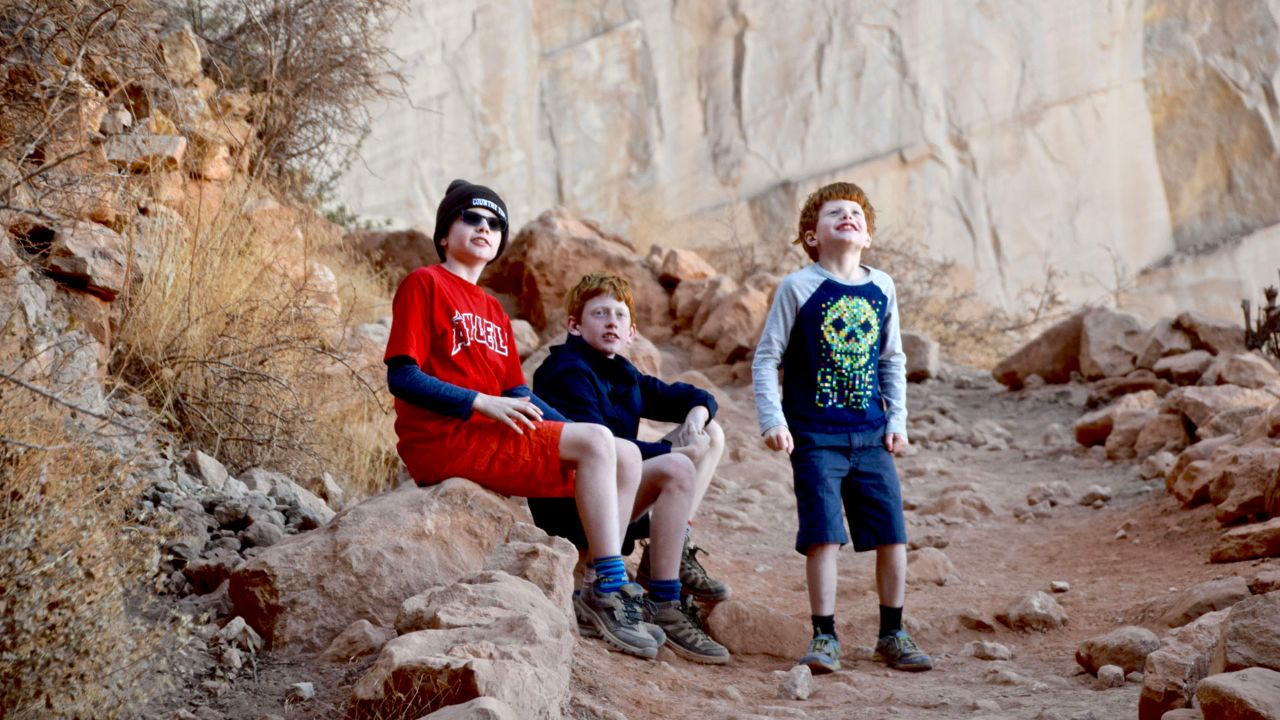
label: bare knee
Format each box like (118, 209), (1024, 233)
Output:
(562, 423), (616, 465)
(707, 420), (725, 451)
(653, 452), (696, 494)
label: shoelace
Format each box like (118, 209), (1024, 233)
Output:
(618, 593), (646, 625)
(811, 636), (839, 657)
(683, 544), (713, 582)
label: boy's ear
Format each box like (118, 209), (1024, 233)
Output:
(566, 316), (582, 336)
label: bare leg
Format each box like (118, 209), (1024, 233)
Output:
(875, 543), (907, 608)
(806, 543), (839, 616)
(688, 420), (725, 517)
(632, 453), (696, 580)
(614, 438), (642, 541)
(559, 423), (620, 559)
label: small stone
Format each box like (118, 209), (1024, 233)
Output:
(778, 665), (813, 700)
(1115, 528), (1128, 539)
(1126, 671), (1143, 683)
(218, 646), (243, 670)
(1097, 664), (1126, 688)
(717, 685), (744, 702)
(1051, 581), (1070, 593)
(1080, 485), (1112, 505)
(966, 640), (1013, 660)
(286, 682), (314, 702)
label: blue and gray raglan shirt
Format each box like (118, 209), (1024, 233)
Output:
(752, 263), (907, 438)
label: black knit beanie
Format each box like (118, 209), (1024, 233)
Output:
(432, 178), (510, 261)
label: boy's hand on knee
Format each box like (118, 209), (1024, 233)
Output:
(885, 432), (908, 455)
(472, 394), (542, 434)
(764, 425), (793, 454)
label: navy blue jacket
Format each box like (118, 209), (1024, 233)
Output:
(533, 334), (718, 459)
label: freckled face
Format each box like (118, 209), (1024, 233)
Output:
(569, 294), (635, 358)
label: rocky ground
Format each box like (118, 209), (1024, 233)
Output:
(141, 357), (1275, 720)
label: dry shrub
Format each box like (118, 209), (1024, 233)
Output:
(864, 231), (1066, 368)
(0, 384), (173, 718)
(113, 179), (397, 497)
(165, 0), (407, 195)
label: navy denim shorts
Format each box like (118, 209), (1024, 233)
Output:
(789, 427), (907, 554)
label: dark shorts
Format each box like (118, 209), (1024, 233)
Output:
(526, 497), (650, 556)
(789, 427), (907, 554)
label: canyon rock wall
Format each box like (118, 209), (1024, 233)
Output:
(336, 0), (1280, 319)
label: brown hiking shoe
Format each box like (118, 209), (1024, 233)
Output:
(636, 537), (731, 602)
(647, 596), (731, 665)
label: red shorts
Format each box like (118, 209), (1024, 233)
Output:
(398, 418), (575, 498)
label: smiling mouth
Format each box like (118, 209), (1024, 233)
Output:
(602, 333), (620, 341)
(836, 222), (857, 231)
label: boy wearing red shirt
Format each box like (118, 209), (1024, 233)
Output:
(384, 179), (662, 659)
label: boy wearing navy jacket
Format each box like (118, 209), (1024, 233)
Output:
(531, 272), (730, 665)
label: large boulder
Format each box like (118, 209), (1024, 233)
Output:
(1154, 350), (1214, 385)
(1076, 625), (1161, 675)
(656, 247), (717, 288)
(1139, 609), (1229, 720)
(1137, 318), (1194, 369)
(902, 331), (940, 382)
(1080, 308), (1147, 379)
(1210, 590), (1280, 675)
(1159, 577), (1252, 628)
(1221, 353), (1280, 390)
(705, 600), (808, 659)
(1161, 386), (1280, 431)
(694, 284), (769, 363)
(349, 571), (573, 720)
(228, 479), (524, 651)
(1175, 312), (1248, 357)
(1195, 667), (1280, 720)
(992, 310), (1085, 389)
(1168, 435), (1239, 506)
(485, 208), (670, 339)
(1212, 517), (1280, 563)
(1073, 390), (1159, 446)
(1208, 447), (1280, 525)
(481, 523), (577, 626)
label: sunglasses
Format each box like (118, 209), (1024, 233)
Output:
(459, 209), (507, 233)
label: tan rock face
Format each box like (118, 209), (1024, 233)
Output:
(1175, 312), (1249, 357)
(104, 133), (188, 173)
(1145, 0), (1280, 252)
(1221, 353), (1280, 390)
(1154, 350), (1214, 385)
(228, 479), (524, 652)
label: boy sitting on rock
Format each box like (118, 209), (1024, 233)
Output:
(529, 271), (731, 664)
(384, 179), (664, 660)
(753, 181), (932, 674)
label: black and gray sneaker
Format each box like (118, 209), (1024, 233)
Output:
(647, 596), (731, 665)
(637, 538), (731, 602)
(579, 582), (662, 659)
(574, 590), (665, 645)
(873, 630), (934, 672)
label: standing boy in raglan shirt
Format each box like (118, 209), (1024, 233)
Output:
(383, 179), (677, 660)
(752, 181), (933, 674)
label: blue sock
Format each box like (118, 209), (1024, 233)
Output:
(592, 556), (627, 594)
(649, 578), (682, 603)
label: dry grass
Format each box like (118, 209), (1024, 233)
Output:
(112, 178), (398, 498)
(0, 375), (176, 719)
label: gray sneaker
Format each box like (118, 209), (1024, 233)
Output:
(580, 583), (662, 659)
(648, 597), (731, 665)
(574, 590), (665, 645)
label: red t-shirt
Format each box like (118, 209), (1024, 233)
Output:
(384, 265), (525, 445)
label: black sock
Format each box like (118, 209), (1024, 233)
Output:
(812, 614), (836, 639)
(879, 605), (903, 638)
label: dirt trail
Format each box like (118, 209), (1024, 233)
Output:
(568, 367), (1249, 720)
(164, 365), (1264, 720)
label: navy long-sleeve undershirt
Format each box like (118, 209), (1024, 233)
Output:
(385, 355), (566, 422)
